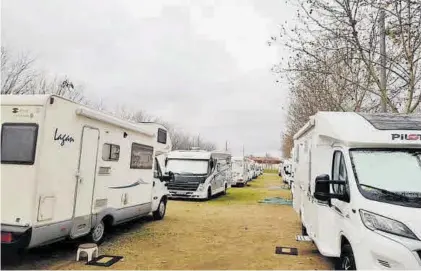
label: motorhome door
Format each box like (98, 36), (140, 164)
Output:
(71, 126), (100, 238)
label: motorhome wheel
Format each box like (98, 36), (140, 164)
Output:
(90, 220), (105, 244)
(153, 199), (166, 220)
(301, 223), (307, 236)
(338, 244), (356, 270)
(222, 184), (227, 195)
(207, 188), (212, 200)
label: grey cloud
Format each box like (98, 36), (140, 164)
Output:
(2, 0), (291, 157)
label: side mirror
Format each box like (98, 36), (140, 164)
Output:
(159, 171), (174, 182)
(314, 174), (330, 201)
(153, 170), (159, 179)
(314, 174), (347, 203)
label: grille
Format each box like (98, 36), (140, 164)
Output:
(167, 182), (200, 191)
(377, 259), (391, 268)
(167, 175), (205, 191)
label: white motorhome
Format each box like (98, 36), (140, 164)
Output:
(231, 156), (248, 187)
(245, 158), (253, 182)
(1, 95), (172, 250)
(292, 112), (421, 270)
(165, 150), (231, 199)
(282, 159), (294, 188)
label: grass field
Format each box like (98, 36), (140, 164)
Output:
(3, 173), (333, 270)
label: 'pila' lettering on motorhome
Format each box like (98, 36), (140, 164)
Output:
(391, 133), (421, 141)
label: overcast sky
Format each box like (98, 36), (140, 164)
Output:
(2, 0), (296, 157)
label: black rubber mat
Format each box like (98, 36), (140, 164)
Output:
(86, 255), (123, 267)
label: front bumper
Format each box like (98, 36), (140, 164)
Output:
(232, 178), (246, 185)
(168, 189), (207, 199)
(353, 228), (421, 269)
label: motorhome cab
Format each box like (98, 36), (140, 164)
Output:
(1, 95), (172, 250)
(231, 156), (248, 187)
(292, 112), (421, 270)
(165, 150), (231, 199)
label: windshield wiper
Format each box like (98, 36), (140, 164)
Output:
(359, 184), (411, 202)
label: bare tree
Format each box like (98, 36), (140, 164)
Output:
(274, 0), (421, 156)
(1, 47), (37, 94)
(1, 47), (86, 103)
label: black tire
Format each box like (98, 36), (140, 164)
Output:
(222, 184), (227, 195)
(88, 220), (105, 245)
(152, 199), (166, 220)
(337, 244), (356, 270)
(301, 223), (308, 236)
(207, 188), (212, 200)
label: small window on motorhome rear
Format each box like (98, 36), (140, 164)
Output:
(102, 143), (120, 161)
(130, 143), (154, 169)
(1, 123), (38, 165)
(157, 128), (167, 144)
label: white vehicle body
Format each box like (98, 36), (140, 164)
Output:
(231, 156), (248, 186)
(1, 95), (172, 250)
(256, 163), (263, 176)
(245, 159), (253, 181)
(282, 159), (293, 186)
(292, 112), (421, 270)
(253, 161), (259, 179)
(165, 150), (231, 199)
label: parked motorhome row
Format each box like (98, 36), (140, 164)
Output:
(165, 150), (232, 199)
(1, 95), (173, 250)
(292, 112), (421, 270)
(231, 156), (248, 187)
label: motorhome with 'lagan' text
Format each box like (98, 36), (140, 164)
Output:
(292, 112), (421, 270)
(165, 150), (231, 199)
(1, 95), (172, 250)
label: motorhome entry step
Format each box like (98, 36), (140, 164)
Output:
(296, 235), (312, 242)
(275, 246), (298, 256)
(86, 255), (123, 267)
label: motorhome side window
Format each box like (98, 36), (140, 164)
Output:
(1, 123), (38, 165)
(157, 128), (167, 144)
(102, 143), (120, 161)
(130, 143), (154, 169)
(332, 151), (348, 195)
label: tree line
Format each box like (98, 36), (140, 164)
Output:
(270, 0), (421, 157)
(1, 46), (216, 151)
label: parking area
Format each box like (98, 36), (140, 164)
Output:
(2, 173), (333, 270)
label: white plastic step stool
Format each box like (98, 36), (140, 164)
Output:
(76, 243), (99, 262)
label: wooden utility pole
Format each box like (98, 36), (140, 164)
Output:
(380, 9), (387, 112)
(225, 141), (228, 151)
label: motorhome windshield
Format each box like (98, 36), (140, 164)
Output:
(166, 159), (209, 175)
(1, 123), (38, 165)
(232, 160), (243, 169)
(350, 149), (421, 207)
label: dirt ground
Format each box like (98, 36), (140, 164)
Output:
(2, 173), (333, 270)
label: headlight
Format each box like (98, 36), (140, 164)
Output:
(198, 184), (204, 192)
(359, 210), (418, 240)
